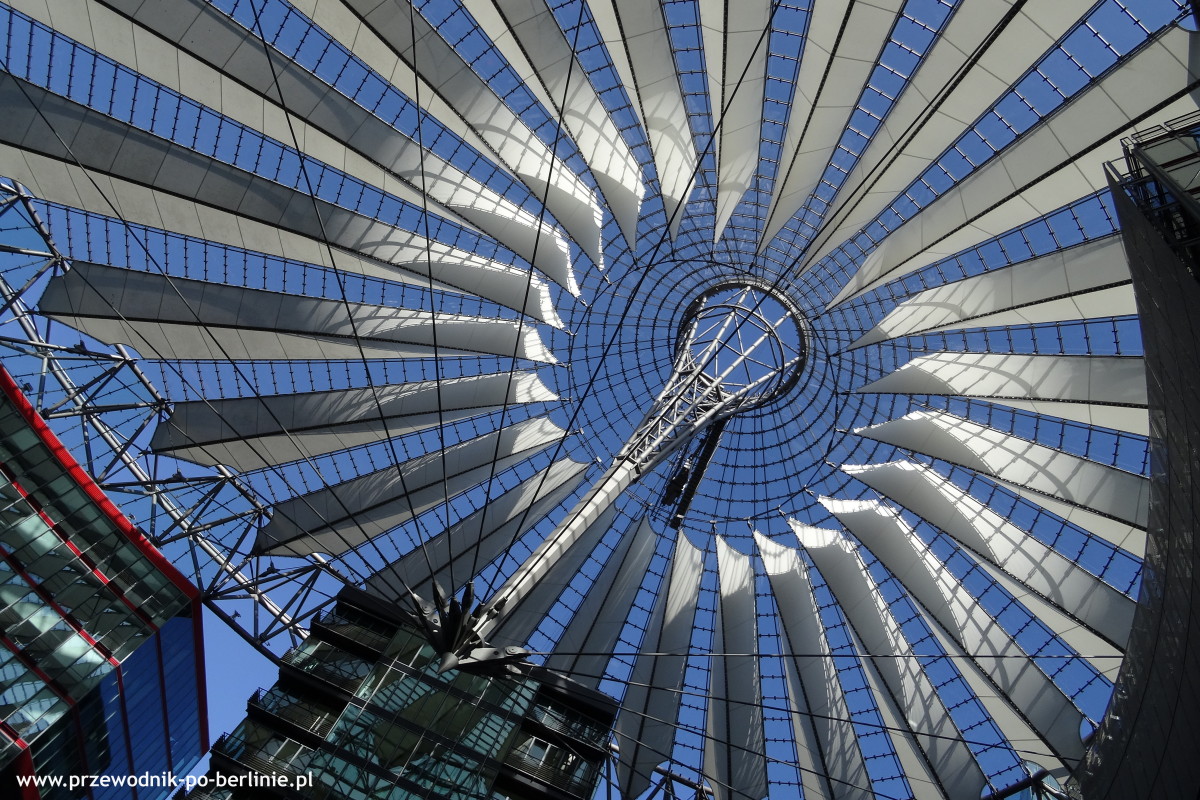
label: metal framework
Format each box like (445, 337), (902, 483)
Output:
(0, 180), (321, 652)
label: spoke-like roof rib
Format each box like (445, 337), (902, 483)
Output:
(757, 533), (871, 800)
(615, 533), (703, 799)
(857, 353), (1148, 435)
(364, 458), (590, 602)
(544, 515), (657, 687)
(258, 416), (565, 556)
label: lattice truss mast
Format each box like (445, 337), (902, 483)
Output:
(0, 0), (1192, 797)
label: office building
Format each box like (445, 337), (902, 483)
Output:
(193, 587), (613, 800)
(0, 366), (207, 798)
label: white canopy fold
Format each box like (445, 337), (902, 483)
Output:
(39, 262), (557, 363)
(256, 416), (566, 556)
(363, 458), (589, 602)
(544, 516), (658, 687)
(150, 372), (558, 470)
(852, 236), (1133, 348)
(858, 352), (1149, 435)
(854, 410), (1150, 528)
(704, 538), (768, 800)
(614, 534), (703, 799)
(756, 532), (871, 800)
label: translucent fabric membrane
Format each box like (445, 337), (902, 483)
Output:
(0, 0), (1193, 797)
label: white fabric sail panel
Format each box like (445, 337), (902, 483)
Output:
(315, 0), (606, 262)
(94, 0), (605, 269)
(52, 0), (489, 254)
(826, 26), (1199, 305)
(588, 0), (697, 230)
(852, 237), (1132, 348)
(847, 623), (949, 800)
(363, 458), (589, 602)
(758, 0), (904, 250)
(992, 483), (1146, 555)
(843, 461), (1134, 649)
(704, 538), (768, 800)
(490, 506), (618, 648)
(0, 140), (525, 306)
(256, 415), (566, 556)
(698, 0), (771, 240)
(149, 372), (557, 470)
(824, 497), (1089, 763)
(317, 199), (573, 312)
(304, 236), (563, 328)
(801, 519), (985, 799)
(968, 553), (1125, 683)
(0, 74), (568, 319)
(153, 15), (580, 297)
(756, 533), (870, 800)
(986, 397), (1148, 437)
(39, 262), (556, 363)
(858, 353), (1146, 406)
(857, 352), (1149, 435)
(854, 410), (1150, 528)
(803, 1), (1090, 272)
(0, 73), (453, 281)
(615, 534), (703, 799)
(918, 610), (1074, 781)
(544, 516), (658, 688)
(250, 50), (587, 283)
(459, 0), (645, 245)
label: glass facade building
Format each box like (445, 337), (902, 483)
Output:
(0, 365), (208, 798)
(196, 587), (614, 800)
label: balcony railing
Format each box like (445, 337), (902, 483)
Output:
(281, 649), (365, 693)
(503, 751), (600, 799)
(312, 612), (392, 652)
(249, 688), (338, 738)
(212, 732), (313, 780)
(528, 704), (611, 748)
